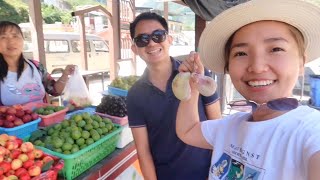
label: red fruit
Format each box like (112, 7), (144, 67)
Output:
(18, 154), (28, 163)
(5, 141), (19, 150)
(22, 160), (34, 169)
(26, 152), (35, 161)
(15, 110), (25, 118)
(20, 142), (34, 153)
(0, 106), (7, 113)
(28, 165), (41, 177)
(13, 119), (24, 127)
(5, 115), (15, 122)
(19, 172), (31, 180)
(15, 168), (28, 177)
(0, 120), (4, 127)
(3, 121), (14, 128)
(24, 110), (32, 115)
(33, 160), (43, 168)
(22, 115), (32, 123)
(0, 161), (11, 173)
(9, 149), (22, 159)
(5, 169), (15, 176)
(30, 113), (39, 120)
(42, 156), (54, 164)
(11, 159), (23, 170)
(6, 108), (16, 115)
(0, 147), (6, 156)
(32, 149), (43, 159)
(15, 139), (23, 147)
(12, 105), (22, 110)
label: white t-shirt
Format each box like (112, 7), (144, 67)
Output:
(201, 105), (320, 180)
(0, 61), (45, 106)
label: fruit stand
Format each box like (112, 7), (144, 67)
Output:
(0, 76), (139, 180)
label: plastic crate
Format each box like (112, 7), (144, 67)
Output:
(64, 106), (96, 119)
(0, 118), (41, 138)
(22, 102), (69, 127)
(95, 112), (128, 126)
(36, 124), (122, 180)
(108, 86), (128, 97)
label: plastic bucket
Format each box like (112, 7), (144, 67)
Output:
(309, 75), (320, 107)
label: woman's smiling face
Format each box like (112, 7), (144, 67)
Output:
(228, 21), (305, 104)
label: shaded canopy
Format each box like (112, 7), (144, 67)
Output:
(182, 0), (249, 21)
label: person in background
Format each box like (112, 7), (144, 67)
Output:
(127, 12), (221, 180)
(176, 0), (320, 179)
(0, 21), (75, 106)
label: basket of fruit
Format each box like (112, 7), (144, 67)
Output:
(22, 102), (69, 127)
(0, 134), (64, 180)
(28, 112), (123, 180)
(0, 106), (41, 139)
(95, 95), (128, 125)
(108, 75), (139, 96)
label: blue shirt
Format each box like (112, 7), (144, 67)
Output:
(127, 57), (219, 180)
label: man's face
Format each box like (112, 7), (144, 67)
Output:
(131, 20), (172, 65)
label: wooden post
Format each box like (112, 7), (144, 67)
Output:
(78, 15), (88, 70)
(164, 2), (169, 21)
(28, 0), (46, 67)
(108, 0), (121, 80)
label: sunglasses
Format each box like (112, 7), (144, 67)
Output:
(133, 29), (167, 48)
(229, 97), (299, 112)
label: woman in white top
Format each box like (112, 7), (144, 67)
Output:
(176, 0), (320, 179)
(0, 21), (75, 106)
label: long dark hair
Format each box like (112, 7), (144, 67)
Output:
(0, 21), (29, 82)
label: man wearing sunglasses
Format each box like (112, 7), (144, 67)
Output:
(127, 12), (221, 180)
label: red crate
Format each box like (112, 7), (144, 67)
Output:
(23, 102), (68, 127)
(95, 112), (128, 126)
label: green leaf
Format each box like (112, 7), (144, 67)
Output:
(41, 160), (54, 172)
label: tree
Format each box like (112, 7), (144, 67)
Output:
(42, 4), (72, 24)
(0, 0), (29, 23)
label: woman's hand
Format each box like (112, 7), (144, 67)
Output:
(62, 65), (76, 77)
(178, 51), (204, 75)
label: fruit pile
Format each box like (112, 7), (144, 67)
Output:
(110, 75), (139, 90)
(96, 95), (127, 117)
(63, 97), (92, 112)
(29, 112), (118, 155)
(0, 134), (61, 180)
(0, 106), (39, 128)
(172, 72), (217, 101)
(34, 106), (65, 116)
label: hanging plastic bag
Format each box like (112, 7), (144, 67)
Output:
(63, 66), (92, 110)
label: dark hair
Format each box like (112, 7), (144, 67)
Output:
(0, 21), (29, 82)
(129, 12), (168, 39)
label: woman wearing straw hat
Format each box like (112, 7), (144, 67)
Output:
(176, 0), (320, 179)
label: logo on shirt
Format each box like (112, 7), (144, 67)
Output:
(210, 153), (262, 180)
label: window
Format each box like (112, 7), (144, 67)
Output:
(71, 40), (91, 52)
(45, 40), (69, 53)
(93, 40), (109, 52)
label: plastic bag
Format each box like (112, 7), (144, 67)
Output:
(63, 66), (92, 110)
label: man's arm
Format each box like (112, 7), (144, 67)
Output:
(205, 100), (222, 120)
(308, 151), (320, 180)
(131, 127), (157, 180)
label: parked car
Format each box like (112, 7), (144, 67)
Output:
(23, 32), (110, 73)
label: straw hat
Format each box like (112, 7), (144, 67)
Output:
(199, 0), (320, 74)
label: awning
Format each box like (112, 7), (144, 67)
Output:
(182, 0), (249, 21)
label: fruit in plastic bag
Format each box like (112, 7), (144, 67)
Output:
(172, 72), (191, 101)
(191, 73), (217, 97)
(172, 72), (217, 101)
